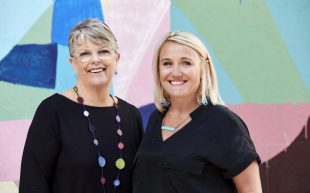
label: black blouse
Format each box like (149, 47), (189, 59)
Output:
(19, 94), (144, 193)
(133, 104), (260, 193)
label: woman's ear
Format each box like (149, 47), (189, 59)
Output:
(69, 57), (78, 74)
(116, 52), (120, 62)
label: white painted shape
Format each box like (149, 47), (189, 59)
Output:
(0, 181), (18, 193)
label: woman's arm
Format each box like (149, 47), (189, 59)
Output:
(19, 100), (60, 193)
(233, 160), (262, 193)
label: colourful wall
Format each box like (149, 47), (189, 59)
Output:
(0, 0), (309, 192)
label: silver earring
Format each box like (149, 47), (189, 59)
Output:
(202, 99), (208, 106)
(161, 99), (171, 109)
(115, 70), (118, 75)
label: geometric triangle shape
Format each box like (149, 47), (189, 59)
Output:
(0, 0), (52, 60)
(19, 4), (53, 44)
(171, 2), (243, 104)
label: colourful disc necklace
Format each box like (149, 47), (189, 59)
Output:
(73, 86), (125, 193)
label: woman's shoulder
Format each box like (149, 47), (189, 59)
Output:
(207, 104), (241, 121)
(117, 97), (136, 109)
(40, 93), (70, 105)
(199, 104), (248, 132)
(36, 93), (74, 112)
(116, 97), (142, 115)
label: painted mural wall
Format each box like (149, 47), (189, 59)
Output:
(0, 0), (309, 192)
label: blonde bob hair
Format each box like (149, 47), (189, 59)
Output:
(153, 31), (224, 112)
(68, 18), (119, 56)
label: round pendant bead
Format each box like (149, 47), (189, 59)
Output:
(77, 96), (84, 104)
(118, 142), (124, 150)
(98, 156), (106, 167)
(93, 139), (99, 146)
(116, 115), (121, 123)
(117, 129), (123, 136)
(100, 177), (106, 185)
(115, 158), (125, 169)
(113, 179), (120, 187)
(83, 110), (89, 117)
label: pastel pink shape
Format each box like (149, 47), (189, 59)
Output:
(0, 119), (31, 181)
(126, 5), (170, 106)
(228, 103), (310, 162)
(104, 0), (170, 106)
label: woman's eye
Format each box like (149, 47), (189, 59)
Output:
(182, 61), (191, 66)
(162, 62), (172, 66)
(98, 50), (110, 55)
(79, 52), (90, 56)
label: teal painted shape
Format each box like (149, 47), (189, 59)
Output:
(161, 125), (176, 131)
(266, 0), (310, 92)
(171, 3), (243, 104)
(55, 45), (75, 93)
(54, 45), (115, 95)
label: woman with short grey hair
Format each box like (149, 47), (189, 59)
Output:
(20, 18), (144, 193)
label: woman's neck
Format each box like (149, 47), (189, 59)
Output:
(75, 82), (113, 107)
(168, 97), (199, 115)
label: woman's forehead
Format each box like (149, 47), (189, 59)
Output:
(159, 41), (200, 59)
(74, 37), (110, 49)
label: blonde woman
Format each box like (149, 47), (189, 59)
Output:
(133, 32), (262, 193)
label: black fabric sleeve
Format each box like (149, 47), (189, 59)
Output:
(19, 99), (61, 193)
(207, 106), (260, 179)
(143, 110), (159, 137)
(134, 106), (145, 143)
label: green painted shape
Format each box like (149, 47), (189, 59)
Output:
(0, 81), (54, 121)
(19, 4), (53, 44)
(172, 0), (310, 103)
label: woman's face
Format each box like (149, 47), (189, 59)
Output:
(159, 41), (202, 102)
(70, 38), (119, 88)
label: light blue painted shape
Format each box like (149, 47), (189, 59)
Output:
(55, 45), (115, 95)
(171, 3), (243, 104)
(0, 0), (52, 60)
(55, 45), (75, 93)
(52, 0), (104, 46)
(266, 0), (310, 92)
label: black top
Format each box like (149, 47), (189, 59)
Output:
(133, 104), (260, 193)
(20, 94), (144, 193)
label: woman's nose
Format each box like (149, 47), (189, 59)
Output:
(91, 53), (101, 63)
(171, 66), (183, 77)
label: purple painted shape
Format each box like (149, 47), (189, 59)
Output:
(0, 44), (57, 88)
(0, 120), (30, 181)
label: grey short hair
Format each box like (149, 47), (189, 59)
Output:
(68, 18), (119, 56)
(153, 31), (224, 112)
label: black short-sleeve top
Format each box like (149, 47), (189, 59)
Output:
(133, 104), (260, 193)
(19, 94), (144, 193)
